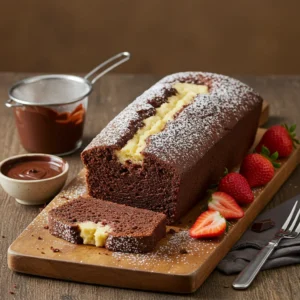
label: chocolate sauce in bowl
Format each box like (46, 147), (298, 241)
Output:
(1, 156), (64, 180)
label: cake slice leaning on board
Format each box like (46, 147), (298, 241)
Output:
(48, 197), (166, 253)
(81, 72), (263, 224)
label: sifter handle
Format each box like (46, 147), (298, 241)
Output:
(5, 99), (23, 108)
(85, 52), (130, 85)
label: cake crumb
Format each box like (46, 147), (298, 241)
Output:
(38, 236), (43, 240)
(2, 235), (5, 238)
(43, 225), (49, 230)
(41, 252), (45, 254)
(167, 228), (176, 235)
(50, 246), (60, 253)
(180, 248), (188, 254)
(9, 291), (15, 295)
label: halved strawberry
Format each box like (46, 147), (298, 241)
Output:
(189, 210), (226, 239)
(208, 191), (244, 219)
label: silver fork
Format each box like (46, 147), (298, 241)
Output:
(232, 200), (300, 290)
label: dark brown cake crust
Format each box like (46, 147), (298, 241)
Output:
(81, 72), (263, 224)
(48, 197), (166, 253)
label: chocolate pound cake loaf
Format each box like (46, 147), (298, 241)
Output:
(81, 72), (263, 224)
(48, 197), (166, 253)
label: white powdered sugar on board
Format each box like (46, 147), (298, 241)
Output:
(111, 230), (221, 272)
(83, 72), (261, 171)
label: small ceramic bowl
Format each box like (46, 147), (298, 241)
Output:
(0, 154), (69, 205)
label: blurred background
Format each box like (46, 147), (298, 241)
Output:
(1, 0), (300, 75)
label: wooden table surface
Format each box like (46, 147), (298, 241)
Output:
(0, 73), (300, 300)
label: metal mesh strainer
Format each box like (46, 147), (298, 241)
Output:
(6, 52), (130, 107)
(5, 52), (130, 155)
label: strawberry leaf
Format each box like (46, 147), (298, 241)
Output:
(283, 124), (299, 148)
(294, 138), (300, 144)
(283, 123), (289, 131)
(261, 145), (270, 156)
(270, 151), (279, 160)
(292, 137), (299, 148)
(224, 168), (229, 176)
(290, 124), (297, 132)
(273, 161), (281, 168)
(207, 188), (217, 195)
(260, 147), (281, 169)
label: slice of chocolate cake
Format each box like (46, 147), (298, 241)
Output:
(48, 197), (166, 253)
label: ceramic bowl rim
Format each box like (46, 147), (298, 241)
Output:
(0, 153), (69, 184)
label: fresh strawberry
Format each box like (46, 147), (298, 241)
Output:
(208, 191), (244, 219)
(256, 124), (299, 158)
(219, 172), (254, 204)
(240, 146), (280, 187)
(189, 210), (226, 239)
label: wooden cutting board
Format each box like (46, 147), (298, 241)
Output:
(7, 126), (300, 293)
(259, 100), (269, 126)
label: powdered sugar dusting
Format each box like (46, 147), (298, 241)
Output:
(112, 230), (220, 273)
(85, 82), (173, 149)
(83, 72), (262, 171)
(145, 72), (261, 170)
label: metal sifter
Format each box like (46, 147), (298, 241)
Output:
(5, 52), (130, 155)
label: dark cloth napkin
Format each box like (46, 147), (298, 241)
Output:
(217, 194), (300, 275)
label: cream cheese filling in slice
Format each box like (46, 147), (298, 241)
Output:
(116, 82), (208, 164)
(78, 221), (113, 247)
